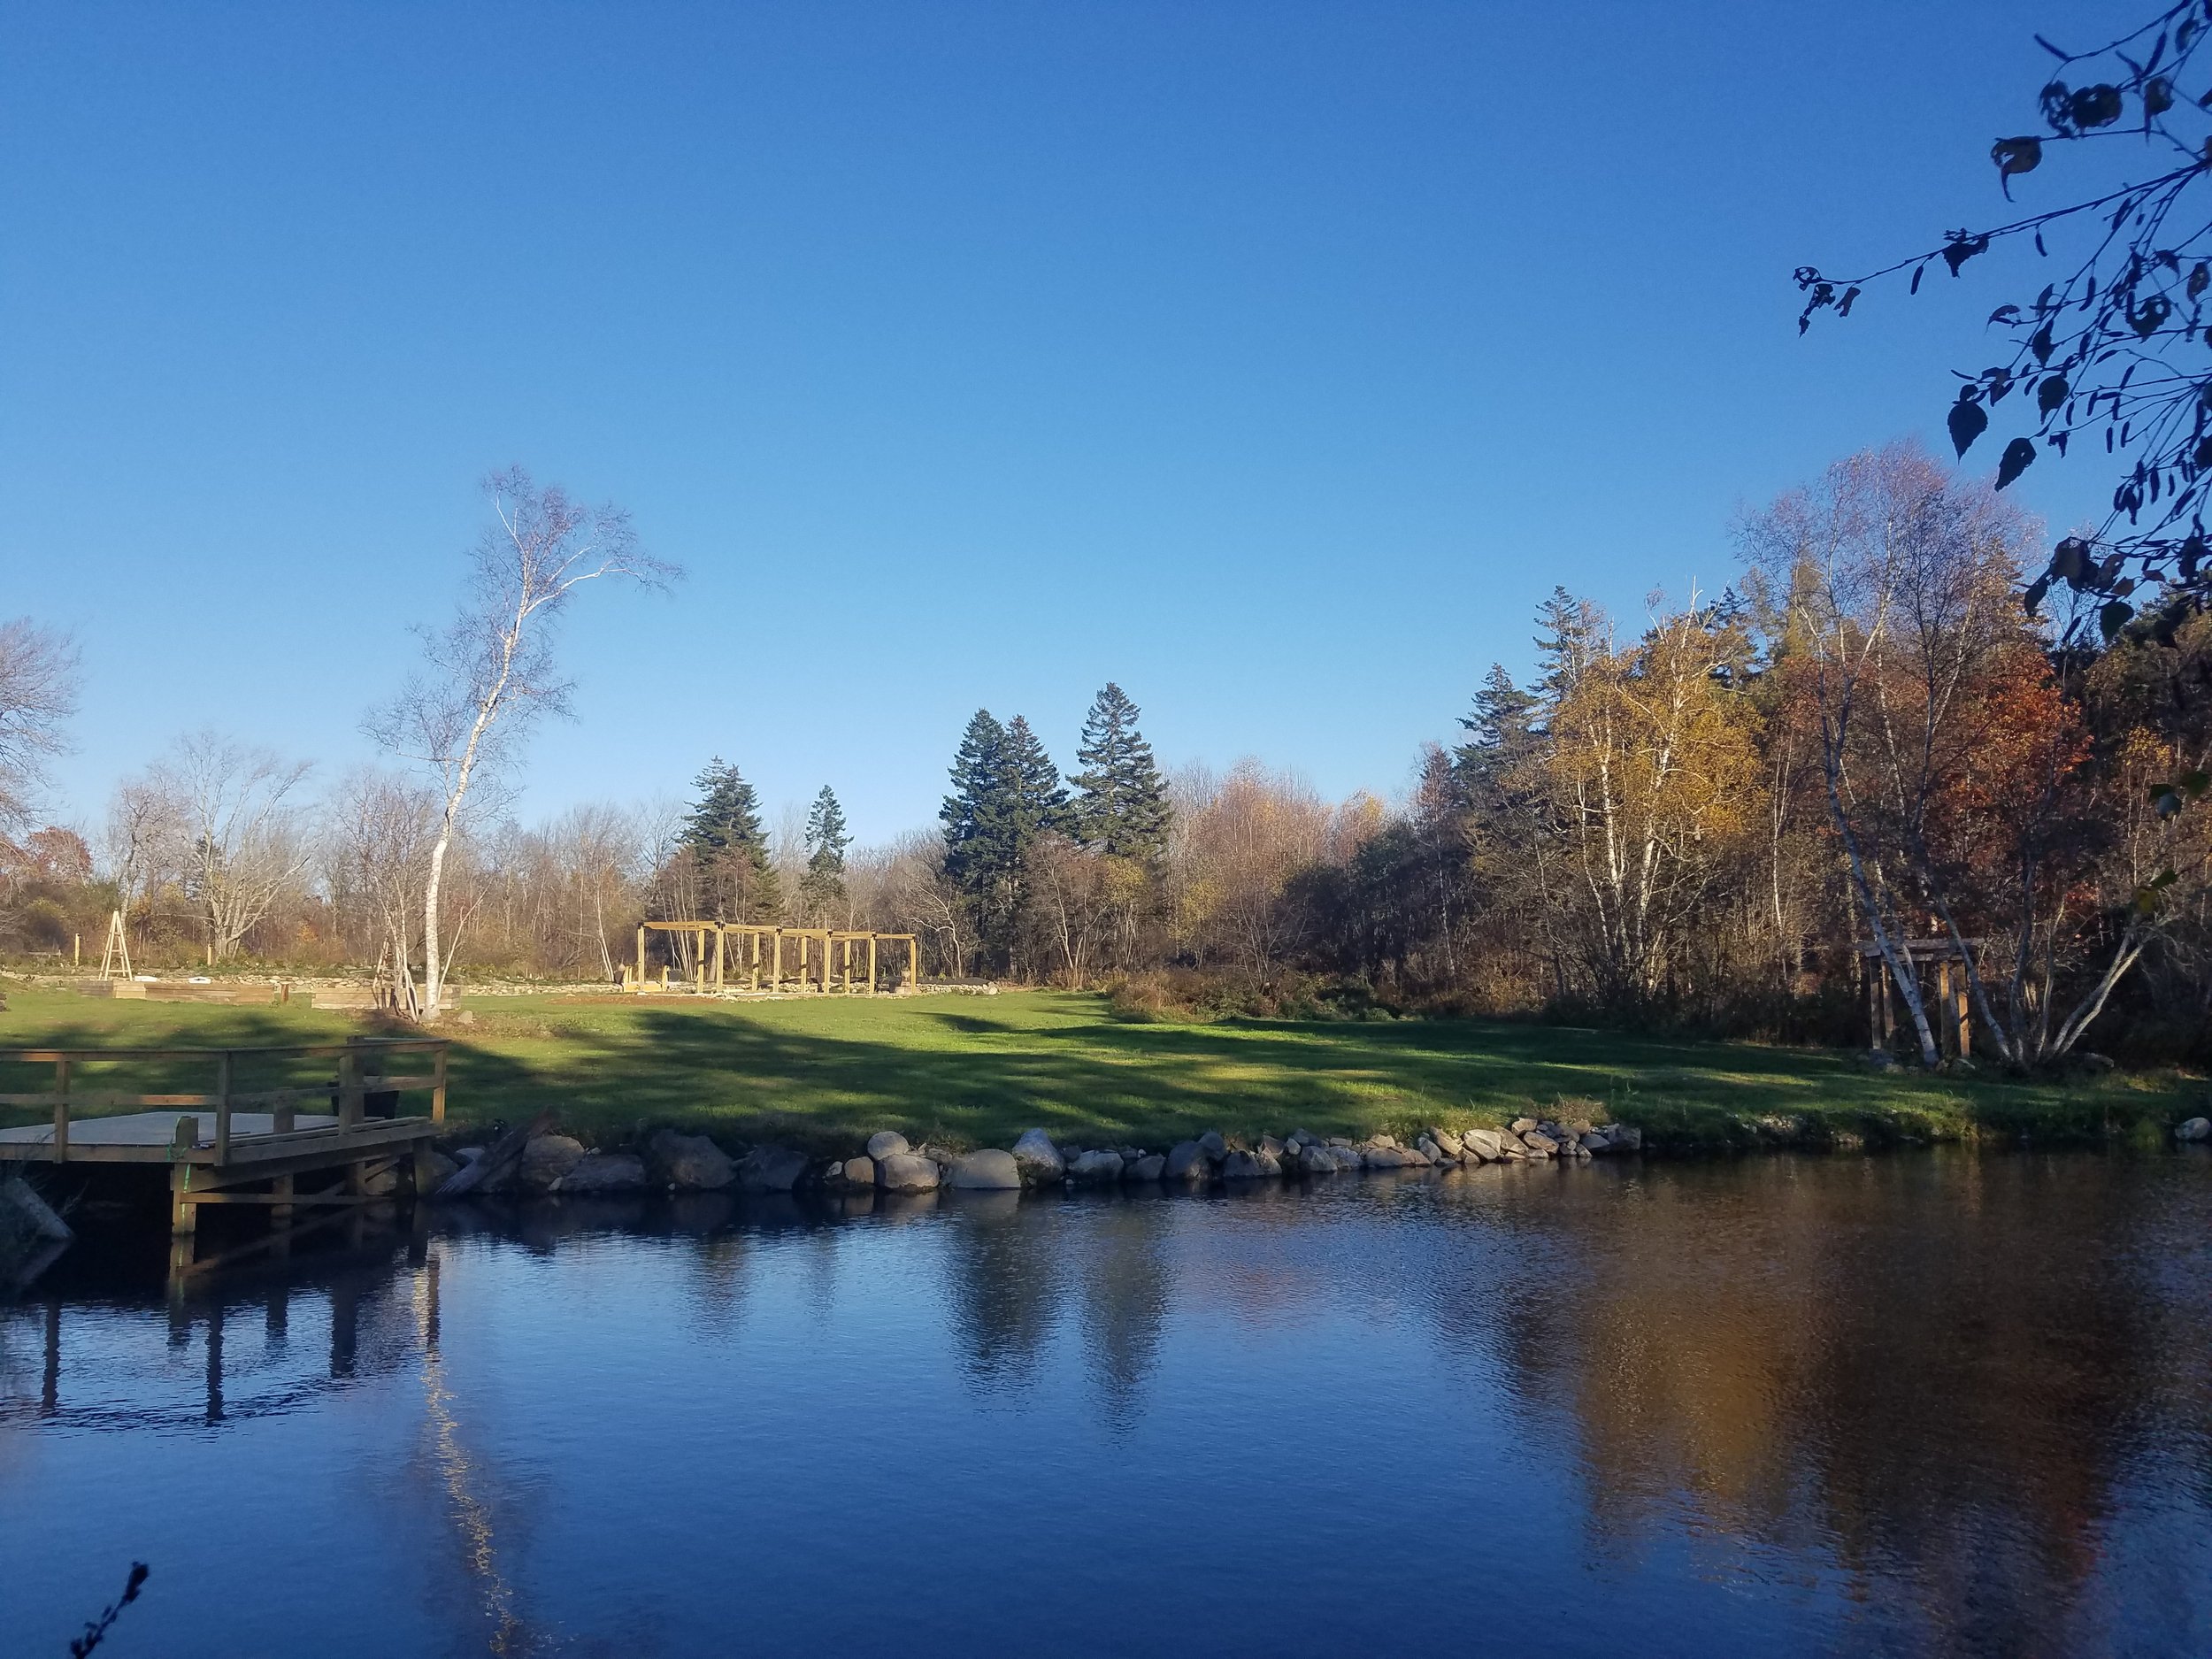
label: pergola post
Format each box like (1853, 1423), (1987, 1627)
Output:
(636, 926), (647, 993)
(867, 934), (878, 994)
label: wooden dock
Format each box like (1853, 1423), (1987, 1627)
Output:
(0, 1039), (449, 1275)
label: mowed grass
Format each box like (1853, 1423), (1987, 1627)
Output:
(2, 984), (2202, 1154)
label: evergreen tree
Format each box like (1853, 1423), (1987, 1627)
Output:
(1002, 714), (1069, 842)
(679, 757), (780, 921)
(1454, 663), (1542, 803)
(798, 784), (850, 919)
(941, 710), (1065, 969)
(1067, 682), (1171, 863)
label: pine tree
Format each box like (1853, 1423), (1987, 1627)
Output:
(679, 757), (780, 921)
(798, 785), (850, 920)
(1454, 663), (1541, 803)
(1067, 682), (1171, 863)
(1002, 714), (1068, 842)
(941, 710), (1065, 968)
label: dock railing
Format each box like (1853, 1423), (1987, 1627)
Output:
(0, 1038), (449, 1168)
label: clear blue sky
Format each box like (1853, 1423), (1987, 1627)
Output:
(0, 1), (2133, 845)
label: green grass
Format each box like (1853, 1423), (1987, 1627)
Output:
(3, 983), (2203, 1155)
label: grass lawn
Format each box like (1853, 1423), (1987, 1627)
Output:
(2, 983), (2202, 1154)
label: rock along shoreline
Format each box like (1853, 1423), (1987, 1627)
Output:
(427, 1117), (1653, 1201)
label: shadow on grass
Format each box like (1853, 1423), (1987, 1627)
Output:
(4, 995), (2194, 1153)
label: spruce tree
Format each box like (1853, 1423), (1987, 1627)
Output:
(1067, 682), (1171, 863)
(941, 710), (1065, 968)
(798, 784), (850, 919)
(679, 757), (780, 920)
(941, 710), (1012, 900)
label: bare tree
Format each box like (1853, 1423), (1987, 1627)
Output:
(0, 619), (79, 833)
(368, 469), (676, 1018)
(325, 767), (442, 1002)
(150, 732), (313, 961)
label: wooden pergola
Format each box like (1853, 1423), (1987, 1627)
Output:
(1855, 938), (1979, 1059)
(631, 922), (920, 995)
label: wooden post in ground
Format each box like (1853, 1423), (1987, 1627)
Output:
(432, 1044), (448, 1125)
(52, 1056), (69, 1161)
(1935, 958), (1955, 1058)
(1952, 964), (1971, 1059)
(910, 935), (922, 992)
(867, 934), (878, 994)
(713, 925), (726, 992)
(636, 926), (647, 992)
(772, 930), (783, 990)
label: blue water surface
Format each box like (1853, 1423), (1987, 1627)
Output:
(4, 1150), (2209, 1657)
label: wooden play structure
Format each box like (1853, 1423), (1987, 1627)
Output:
(1855, 938), (1978, 1059)
(0, 1038), (449, 1276)
(630, 921), (921, 995)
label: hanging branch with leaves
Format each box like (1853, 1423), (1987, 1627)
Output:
(1796, 1), (2212, 822)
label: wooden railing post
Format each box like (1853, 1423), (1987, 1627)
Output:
(52, 1056), (70, 1160)
(432, 1043), (448, 1125)
(214, 1051), (234, 1164)
(337, 1045), (360, 1133)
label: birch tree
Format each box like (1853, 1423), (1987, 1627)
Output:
(369, 469), (674, 1019)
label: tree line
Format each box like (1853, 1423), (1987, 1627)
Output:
(2, 446), (2207, 1061)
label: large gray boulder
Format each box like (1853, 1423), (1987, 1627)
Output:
(1010, 1129), (1064, 1183)
(2177, 1116), (2211, 1143)
(1520, 1130), (1560, 1157)
(1362, 1145), (1422, 1170)
(736, 1144), (809, 1193)
(878, 1152), (941, 1193)
(515, 1134), (585, 1193)
(1196, 1131), (1227, 1159)
(865, 1131), (911, 1161)
(556, 1152), (649, 1194)
(1510, 1118), (1539, 1135)
(1579, 1132), (1612, 1156)
(1461, 1129), (1505, 1163)
(1415, 1135), (1442, 1164)
(948, 1149), (1022, 1190)
(650, 1130), (736, 1190)
(836, 1155), (877, 1189)
(1430, 1128), (1464, 1158)
(1219, 1148), (1281, 1181)
(1164, 1141), (1210, 1182)
(1610, 1125), (1643, 1152)
(1299, 1143), (1355, 1173)
(1068, 1149), (1125, 1185)
(1125, 1153), (1167, 1182)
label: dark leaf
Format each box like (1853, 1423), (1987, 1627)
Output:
(2034, 33), (2067, 60)
(2039, 374), (2070, 415)
(2030, 322), (2055, 363)
(1942, 234), (1991, 276)
(2100, 598), (2134, 639)
(2024, 573), (2052, 615)
(2147, 75), (2176, 117)
(1989, 303), (2022, 325)
(1992, 136), (2043, 194)
(1836, 284), (1860, 318)
(2193, 263), (2209, 299)
(2035, 229), (2047, 257)
(2070, 84), (2124, 127)
(1948, 396), (1989, 457)
(1996, 435), (2038, 488)
(2052, 536), (2092, 586)
(1910, 262), (1924, 295)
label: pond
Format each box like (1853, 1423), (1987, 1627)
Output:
(4, 1150), (2209, 1657)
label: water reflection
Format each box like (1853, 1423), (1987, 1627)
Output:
(0, 1151), (2206, 1658)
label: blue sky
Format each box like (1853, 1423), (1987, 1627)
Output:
(0, 1), (2136, 844)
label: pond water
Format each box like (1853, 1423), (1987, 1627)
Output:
(4, 1150), (2209, 1658)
